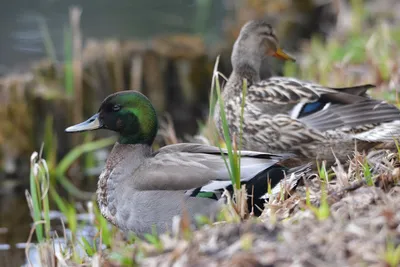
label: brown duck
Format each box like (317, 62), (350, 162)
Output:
(214, 19), (400, 165)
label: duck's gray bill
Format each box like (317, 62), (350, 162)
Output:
(65, 113), (102, 132)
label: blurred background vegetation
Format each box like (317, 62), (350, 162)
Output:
(0, 0), (400, 266)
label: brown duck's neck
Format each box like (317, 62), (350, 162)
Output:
(227, 63), (261, 91)
(229, 38), (262, 88)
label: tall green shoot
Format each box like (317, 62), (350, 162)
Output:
(382, 239), (400, 267)
(305, 183), (330, 221)
(394, 138), (400, 161)
(28, 150), (52, 242)
(213, 56), (247, 189)
(37, 17), (57, 63)
(363, 159), (374, 186)
(64, 25), (74, 97)
(54, 136), (116, 199)
(237, 78), (247, 180)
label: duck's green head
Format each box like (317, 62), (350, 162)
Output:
(65, 91), (158, 145)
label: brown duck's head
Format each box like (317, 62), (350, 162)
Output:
(232, 20), (296, 68)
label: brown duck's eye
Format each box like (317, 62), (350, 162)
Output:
(265, 37), (277, 50)
(112, 104), (121, 112)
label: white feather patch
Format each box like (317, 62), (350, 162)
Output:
(199, 180), (233, 192)
(322, 102), (331, 111)
(290, 102), (331, 119)
(214, 157), (278, 182)
(354, 120), (400, 141)
(290, 103), (305, 119)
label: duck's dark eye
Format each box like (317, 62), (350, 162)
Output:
(112, 104), (121, 112)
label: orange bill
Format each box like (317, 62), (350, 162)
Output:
(272, 48), (296, 62)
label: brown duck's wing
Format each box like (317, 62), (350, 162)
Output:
(299, 99), (400, 132)
(249, 77), (374, 105)
(328, 84), (374, 96)
(248, 77), (333, 104)
(320, 84), (375, 104)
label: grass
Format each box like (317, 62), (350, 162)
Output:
(305, 183), (330, 221)
(24, 112), (118, 265)
(26, 148), (118, 266)
(211, 55), (251, 219)
(37, 16), (57, 64)
(64, 25), (74, 97)
(213, 56), (241, 189)
(28, 150), (51, 242)
(382, 239), (400, 267)
(362, 159), (374, 186)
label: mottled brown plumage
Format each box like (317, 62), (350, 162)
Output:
(214, 20), (400, 165)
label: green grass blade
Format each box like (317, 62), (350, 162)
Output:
(54, 137), (116, 198)
(37, 16), (57, 63)
(394, 138), (400, 161)
(64, 25), (74, 97)
(80, 236), (95, 257)
(93, 203), (112, 246)
(363, 159), (373, 186)
(29, 152), (44, 242)
(215, 72), (239, 188)
(318, 183), (330, 220)
(50, 187), (68, 215)
(193, 0), (212, 34)
(57, 174), (93, 199)
(43, 115), (57, 169)
(83, 133), (97, 173)
(56, 137), (116, 177)
(39, 159), (51, 239)
(236, 78), (248, 186)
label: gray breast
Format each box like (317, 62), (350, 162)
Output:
(113, 190), (219, 235)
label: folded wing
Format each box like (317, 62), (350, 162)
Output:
(134, 143), (292, 192)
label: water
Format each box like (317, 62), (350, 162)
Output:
(0, 193), (33, 266)
(0, 194), (102, 266)
(0, 0), (224, 75)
